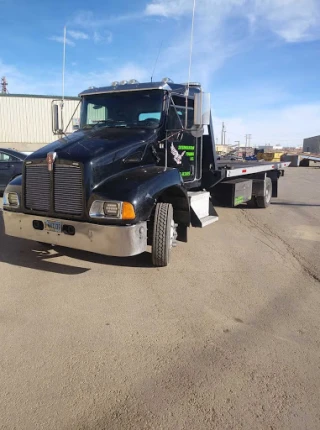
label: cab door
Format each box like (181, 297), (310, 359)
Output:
(165, 96), (200, 183)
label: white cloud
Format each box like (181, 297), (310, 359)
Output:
(145, 3), (170, 17)
(144, 0), (320, 43)
(0, 59), (61, 95)
(49, 35), (75, 47)
(0, 58), (150, 96)
(139, 0), (320, 99)
(68, 30), (89, 40)
(93, 31), (113, 44)
(70, 10), (141, 28)
(68, 62), (149, 90)
(213, 103), (320, 146)
(254, 0), (320, 43)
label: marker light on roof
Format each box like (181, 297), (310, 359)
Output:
(128, 79), (139, 84)
(120, 80), (128, 85)
(111, 81), (119, 86)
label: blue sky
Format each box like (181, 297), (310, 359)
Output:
(1, 0), (320, 146)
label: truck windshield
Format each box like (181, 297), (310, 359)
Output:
(80, 90), (164, 130)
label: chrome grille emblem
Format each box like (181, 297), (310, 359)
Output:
(46, 152), (57, 171)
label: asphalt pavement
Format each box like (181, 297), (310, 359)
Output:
(0, 166), (319, 429)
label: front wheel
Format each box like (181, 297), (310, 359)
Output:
(151, 203), (176, 267)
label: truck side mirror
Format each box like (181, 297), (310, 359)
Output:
(194, 92), (211, 127)
(52, 101), (61, 134)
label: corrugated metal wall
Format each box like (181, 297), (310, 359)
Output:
(0, 95), (81, 149)
(303, 136), (320, 154)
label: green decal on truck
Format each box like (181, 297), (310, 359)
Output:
(178, 145), (195, 151)
(234, 196), (244, 206)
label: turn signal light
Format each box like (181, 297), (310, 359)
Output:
(122, 202), (135, 220)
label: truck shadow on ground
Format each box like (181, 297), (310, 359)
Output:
(0, 211), (153, 274)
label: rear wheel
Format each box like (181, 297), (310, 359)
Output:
(151, 203), (176, 267)
(256, 177), (272, 208)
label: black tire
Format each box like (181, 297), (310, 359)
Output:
(152, 203), (173, 267)
(256, 177), (272, 208)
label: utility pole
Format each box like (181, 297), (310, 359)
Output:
(245, 134), (252, 156)
(1, 76), (8, 94)
(221, 122), (225, 146)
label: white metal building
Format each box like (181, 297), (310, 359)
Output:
(0, 94), (80, 151)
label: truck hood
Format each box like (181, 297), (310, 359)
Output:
(27, 127), (157, 164)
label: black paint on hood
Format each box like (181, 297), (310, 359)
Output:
(28, 127), (157, 164)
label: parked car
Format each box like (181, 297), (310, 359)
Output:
(0, 149), (27, 194)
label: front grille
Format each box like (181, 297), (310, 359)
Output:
(25, 164), (50, 211)
(54, 165), (83, 215)
(25, 162), (83, 216)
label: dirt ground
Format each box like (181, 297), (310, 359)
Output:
(0, 166), (319, 429)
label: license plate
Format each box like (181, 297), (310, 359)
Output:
(44, 220), (62, 233)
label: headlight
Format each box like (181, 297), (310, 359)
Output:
(104, 202), (120, 217)
(3, 192), (20, 208)
(89, 200), (135, 220)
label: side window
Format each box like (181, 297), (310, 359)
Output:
(167, 97), (194, 130)
(0, 152), (17, 162)
(87, 104), (108, 124)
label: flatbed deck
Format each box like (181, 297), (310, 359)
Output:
(217, 160), (291, 178)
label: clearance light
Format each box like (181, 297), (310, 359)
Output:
(111, 81), (119, 86)
(120, 80), (128, 85)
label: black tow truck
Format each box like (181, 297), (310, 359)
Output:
(3, 79), (290, 266)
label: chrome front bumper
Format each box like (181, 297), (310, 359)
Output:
(3, 211), (147, 257)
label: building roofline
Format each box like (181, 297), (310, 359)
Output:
(303, 135), (320, 140)
(0, 93), (80, 100)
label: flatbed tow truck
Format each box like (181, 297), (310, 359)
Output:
(3, 79), (290, 266)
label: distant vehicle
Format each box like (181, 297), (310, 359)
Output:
(0, 149), (27, 193)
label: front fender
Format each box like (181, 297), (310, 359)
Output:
(91, 165), (190, 223)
